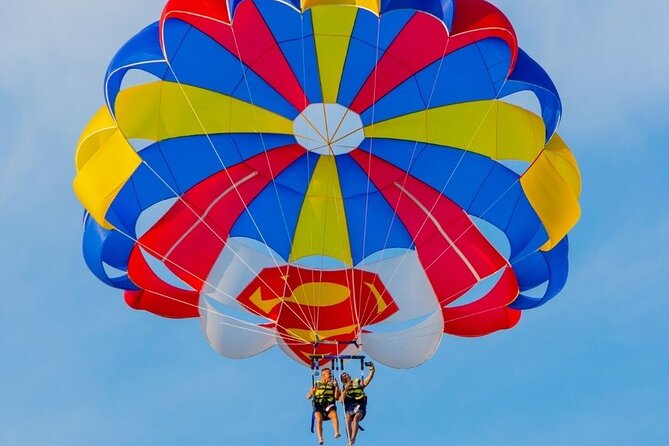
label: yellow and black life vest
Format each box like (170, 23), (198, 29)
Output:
(344, 378), (366, 402)
(313, 381), (336, 405)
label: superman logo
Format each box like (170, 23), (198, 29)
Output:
(236, 265), (398, 362)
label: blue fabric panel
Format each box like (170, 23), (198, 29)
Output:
(475, 38), (512, 94)
(158, 136), (237, 193)
(467, 163), (521, 229)
(344, 193), (415, 264)
(511, 250), (549, 291)
(278, 39), (323, 105)
(106, 147), (181, 233)
(280, 39), (322, 105)
(106, 180), (141, 235)
(381, 0), (454, 28)
(273, 152), (318, 194)
(536, 236), (569, 302)
(338, 9), (415, 108)
(272, 10), (322, 104)
(230, 67), (300, 119)
(105, 22), (168, 113)
(163, 21), (246, 94)
(377, 10), (417, 53)
(410, 147), (495, 210)
(358, 141), (551, 273)
(230, 133), (297, 161)
(506, 197), (549, 262)
(357, 138), (426, 173)
(337, 11), (384, 107)
(441, 0), (454, 30)
(256, 0), (303, 42)
(229, 176), (306, 261)
(227, 0), (247, 17)
(82, 214), (138, 290)
(136, 144), (179, 190)
(415, 45), (497, 109)
(275, 0), (301, 11)
(336, 155), (413, 263)
(336, 153), (375, 198)
(163, 19), (299, 118)
(360, 76), (426, 124)
(501, 48), (562, 140)
(258, 0), (320, 105)
(511, 237), (569, 309)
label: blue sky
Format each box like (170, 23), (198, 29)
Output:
(1, 0), (668, 445)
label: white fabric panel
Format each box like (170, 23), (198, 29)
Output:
(202, 237), (281, 309)
(200, 297), (276, 359)
(359, 249), (439, 322)
(361, 310), (444, 369)
(277, 338), (307, 365)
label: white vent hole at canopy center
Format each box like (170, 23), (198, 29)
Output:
(293, 103), (365, 155)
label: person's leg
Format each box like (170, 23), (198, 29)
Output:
(350, 412), (364, 444)
(327, 408), (340, 438)
(315, 412), (324, 444)
(343, 412), (352, 444)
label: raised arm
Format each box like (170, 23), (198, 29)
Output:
(363, 363), (375, 387)
(333, 378), (341, 400)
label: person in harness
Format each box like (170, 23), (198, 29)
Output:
(307, 367), (341, 445)
(339, 362), (375, 446)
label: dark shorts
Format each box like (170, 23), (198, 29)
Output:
(314, 403), (337, 419)
(344, 402), (367, 420)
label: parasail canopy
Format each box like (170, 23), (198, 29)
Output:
(74, 0), (581, 368)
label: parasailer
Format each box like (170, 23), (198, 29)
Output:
(73, 0), (582, 421)
(307, 367), (342, 444)
(340, 361), (374, 445)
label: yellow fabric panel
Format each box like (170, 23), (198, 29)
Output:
(290, 156), (353, 266)
(113, 81), (294, 140)
(73, 108), (141, 230)
(303, 0), (380, 15)
(364, 101), (546, 162)
(249, 281), (350, 313)
(521, 134), (581, 251)
(542, 134), (582, 198)
(75, 106), (119, 171)
(312, 6), (358, 103)
(289, 325), (358, 344)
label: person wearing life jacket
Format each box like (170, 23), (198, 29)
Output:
(339, 362), (375, 446)
(307, 367), (341, 445)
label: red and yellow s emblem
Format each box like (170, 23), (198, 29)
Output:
(237, 266), (398, 361)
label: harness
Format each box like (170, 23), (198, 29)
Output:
(313, 381), (336, 405)
(344, 379), (366, 403)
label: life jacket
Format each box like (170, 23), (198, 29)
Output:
(344, 378), (366, 403)
(313, 381), (336, 405)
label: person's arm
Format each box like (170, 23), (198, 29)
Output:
(307, 386), (315, 400)
(339, 382), (349, 402)
(333, 379), (341, 400)
(363, 363), (375, 387)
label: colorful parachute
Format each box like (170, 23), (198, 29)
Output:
(74, 0), (581, 368)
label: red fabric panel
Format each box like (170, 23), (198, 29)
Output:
(161, 1), (306, 112)
(442, 266), (521, 336)
(125, 146), (303, 317)
(161, 0), (231, 24)
(125, 246), (200, 319)
(350, 1), (519, 114)
(349, 150), (506, 306)
(449, 0), (518, 73)
(350, 13), (450, 114)
(237, 265), (398, 364)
